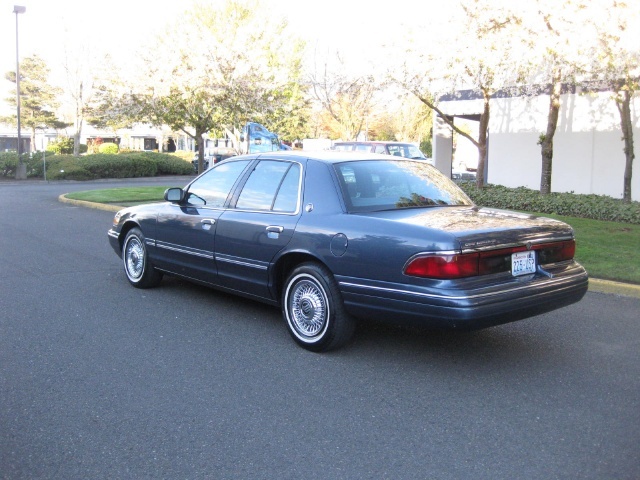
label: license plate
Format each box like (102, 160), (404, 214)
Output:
(512, 251), (536, 276)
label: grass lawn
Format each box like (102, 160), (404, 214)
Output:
(65, 187), (169, 206)
(532, 213), (640, 284)
(66, 188), (640, 284)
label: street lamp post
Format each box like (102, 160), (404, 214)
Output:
(14, 5), (26, 180)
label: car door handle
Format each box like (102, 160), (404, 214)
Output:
(266, 226), (284, 234)
(201, 219), (216, 230)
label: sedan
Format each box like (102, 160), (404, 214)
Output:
(108, 151), (588, 352)
(331, 141), (433, 163)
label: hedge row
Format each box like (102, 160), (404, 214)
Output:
(2, 151), (638, 224)
(459, 183), (640, 225)
(0, 152), (193, 180)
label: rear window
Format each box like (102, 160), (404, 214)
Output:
(332, 144), (353, 151)
(386, 144), (426, 159)
(334, 160), (472, 212)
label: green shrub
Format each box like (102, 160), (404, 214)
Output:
(45, 137), (75, 155)
(98, 142), (119, 154)
(0, 152), (45, 177)
(459, 183), (640, 225)
(150, 153), (195, 175)
(21, 151), (192, 180)
(420, 139), (432, 158)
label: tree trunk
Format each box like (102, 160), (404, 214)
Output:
(475, 90), (490, 188)
(73, 81), (83, 157)
(615, 89), (634, 203)
(73, 131), (82, 157)
(414, 92), (487, 186)
(31, 126), (37, 153)
(197, 130), (206, 174)
(540, 78), (562, 195)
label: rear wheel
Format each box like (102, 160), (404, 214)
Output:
(122, 228), (163, 288)
(282, 263), (355, 352)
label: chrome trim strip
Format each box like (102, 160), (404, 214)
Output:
(339, 271), (587, 301)
(156, 241), (213, 260)
(404, 237), (576, 262)
(460, 236), (574, 253)
(107, 230), (119, 239)
(215, 255), (268, 270)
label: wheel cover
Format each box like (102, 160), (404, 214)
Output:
(290, 278), (328, 338)
(125, 236), (144, 280)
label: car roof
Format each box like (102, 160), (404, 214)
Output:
(234, 150), (405, 165)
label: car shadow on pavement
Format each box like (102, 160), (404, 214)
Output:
(143, 276), (571, 370)
(349, 316), (569, 370)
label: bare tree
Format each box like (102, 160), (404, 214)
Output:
(308, 52), (378, 141)
(519, 0), (593, 194)
(61, 32), (100, 157)
(392, 0), (527, 187)
(590, 0), (640, 203)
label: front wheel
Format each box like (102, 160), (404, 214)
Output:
(122, 227), (163, 288)
(282, 263), (355, 352)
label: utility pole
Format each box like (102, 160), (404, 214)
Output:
(14, 5), (27, 180)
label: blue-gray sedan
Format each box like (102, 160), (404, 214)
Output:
(108, 151), (588, 351)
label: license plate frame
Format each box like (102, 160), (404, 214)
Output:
(511, 251), (536, 277)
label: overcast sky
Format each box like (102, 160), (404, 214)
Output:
(0, 0), (449, 79)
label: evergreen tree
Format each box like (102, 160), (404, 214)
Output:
(3, 55), (68, 152)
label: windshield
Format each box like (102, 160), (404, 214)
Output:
(335, 160), (473, 212)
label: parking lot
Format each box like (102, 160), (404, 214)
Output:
(1, 179), (638, 479)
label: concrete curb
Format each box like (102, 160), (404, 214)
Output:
(58, 194), (122, 212)
(58, 194), (640, 300)
(588, 278), (640, 299)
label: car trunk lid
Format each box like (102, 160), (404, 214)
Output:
(359, 206), (574, 251)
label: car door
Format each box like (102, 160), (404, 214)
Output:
(214, 158), (303, 300)
(153, 159), (252, 284)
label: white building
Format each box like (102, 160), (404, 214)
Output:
(433, 85), (640, 201)
(0, 123), (197, 154)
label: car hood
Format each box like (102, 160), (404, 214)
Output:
(359, 206), (574, 251)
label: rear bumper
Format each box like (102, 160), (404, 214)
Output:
(337, 262), (589, 329)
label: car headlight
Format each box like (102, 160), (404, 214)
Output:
(113, 211), (123, 226)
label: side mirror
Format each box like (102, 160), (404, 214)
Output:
(164, 187), (184, 203)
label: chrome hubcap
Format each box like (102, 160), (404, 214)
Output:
(291, 279), (327, 337)
(125, 237), (144, 279)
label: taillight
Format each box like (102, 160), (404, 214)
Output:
(404, 254), (479, 279)
(536, 240), (575, 264)
(404, 240), (575, 279)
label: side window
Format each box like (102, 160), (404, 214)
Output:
(332, 144), (352, 151)
(273, 164), (301, 212)
(236, 160), (301, 212)
(187, 160), (251, 207)
(374, 145), (386, 154)
(354, 144), (370, 152)
(387, 145), (403, 157)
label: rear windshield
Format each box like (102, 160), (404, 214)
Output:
(334, 160), (473, 212)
